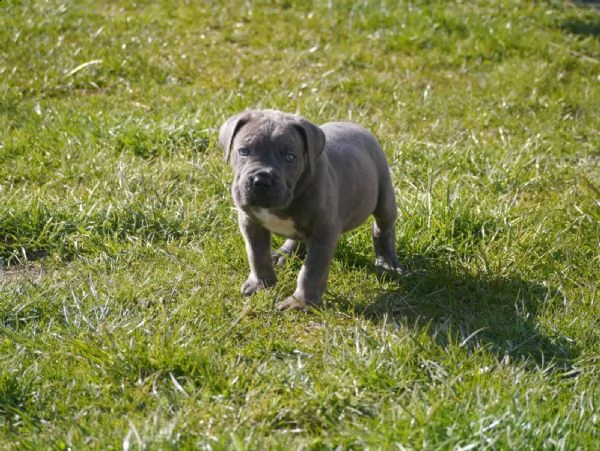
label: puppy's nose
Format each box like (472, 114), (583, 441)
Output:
(252, 172), (273, 189)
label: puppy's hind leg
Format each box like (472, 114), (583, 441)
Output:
(272, 239), (306, 266)
(372, 189), (406, 273)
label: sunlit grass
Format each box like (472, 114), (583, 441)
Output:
(1, 0), (599, 448)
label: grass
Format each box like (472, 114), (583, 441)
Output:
(1, 0), (599, 448)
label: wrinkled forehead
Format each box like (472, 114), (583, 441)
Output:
(234, 116), (302, 150)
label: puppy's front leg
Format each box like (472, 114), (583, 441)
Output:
(238, 212), (277, 295)
(276, 232), (339, 311)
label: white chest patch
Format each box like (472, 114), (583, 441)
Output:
(253, 209), (299, 238)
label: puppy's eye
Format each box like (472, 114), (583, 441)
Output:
(238, 148), (250, 157)
(284, 153), (296, 163)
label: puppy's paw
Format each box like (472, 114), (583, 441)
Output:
(375, 257), (409, 275)
(271, 251), (288, 267)
(275, 296), (320, 312)
(241, 276), (276, 296)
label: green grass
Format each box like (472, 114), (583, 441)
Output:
(1, 0), (599, 448)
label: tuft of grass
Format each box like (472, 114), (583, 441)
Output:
(1, 0), (599, 448)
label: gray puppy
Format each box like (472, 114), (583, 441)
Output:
(219, 109), (403, 310)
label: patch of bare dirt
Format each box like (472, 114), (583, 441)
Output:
(0, 264), (45, 284)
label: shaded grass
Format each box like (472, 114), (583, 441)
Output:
(1, 0), (599, 448)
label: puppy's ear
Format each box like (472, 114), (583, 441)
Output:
(219, 112), (251, 163)
(293, 117), (326, 173)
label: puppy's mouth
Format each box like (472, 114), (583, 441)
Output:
(234, 172), (292, 209)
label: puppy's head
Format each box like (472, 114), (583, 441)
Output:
(218, 110), (325, 210)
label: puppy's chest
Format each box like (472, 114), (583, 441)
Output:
(252, 208), (300, 238)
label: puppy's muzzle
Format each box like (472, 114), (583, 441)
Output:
(239, 170), (288, 208)
(251, 171), (274, 191)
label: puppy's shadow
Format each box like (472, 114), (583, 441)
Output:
(562, 2), (600, 37)
(334, 252), (578, 372)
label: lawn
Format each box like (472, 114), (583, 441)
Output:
(1, 0), (599, 448)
